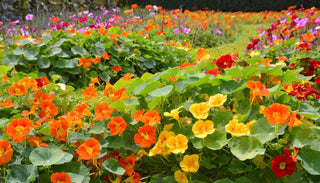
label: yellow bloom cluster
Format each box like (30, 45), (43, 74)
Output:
(192, 120), (215, 138)
(149, 124), (188, 156)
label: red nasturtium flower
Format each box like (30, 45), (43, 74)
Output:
(271, 148), (296, 178)
(94, 102), (114, 121)
(50, 172), (72, 183)
(107, 116), (127, 136)
(205, 68), (221, 76)
(263, 103), (290, 126)
(134, 125), (156, 148)
(215, 54), (235, 69)
(77, 138), (100, 161)
(6, 118), (34, 143)
(0, 139), (14, 165)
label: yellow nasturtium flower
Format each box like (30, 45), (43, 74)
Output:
(225, 118), (256, 137)
(167, 134), (188, 154)
(180, 154), (200, 172)
(208, 94), (227, 108)
(192, 120), (215, 138)
(174, 170), (188, 183)
(189, 103), (210, 119)
(164, 106), (182, 121)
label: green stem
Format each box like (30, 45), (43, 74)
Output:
(274, 124), (279, 141)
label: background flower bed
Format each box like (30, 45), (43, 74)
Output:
(0, 4), (320, 183)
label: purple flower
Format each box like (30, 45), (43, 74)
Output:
(112, 8), (120, 13)
(182, 27), (190, 35)
(216, 28), (221, 35)
(259, 31), (265, 37)
(315, 17), (320, 24)
(32, 27), (37, 31)
(272, 34), (277, 41)
(153, 5), (158, 11)
(83, 11), (89, 14)
(7, 29), (13, 36)
(174, 28), (180, 34)
(295, 17), (309, 28)
(280, 19), (286, 25)
(25, 14), (33, 21)
(149, 12), (155, 16)
(88, 13), (94, 19)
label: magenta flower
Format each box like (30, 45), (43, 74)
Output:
(25, 14), (33, 21)
(216, 29), (221, 35)
(174, 28), (180, 34)
(104, 10), (110, 15)
(182, 27), (190, 35)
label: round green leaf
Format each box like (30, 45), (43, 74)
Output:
(250, 118), (275, 144)
(228, 136), (265, 161)
(29, 147), (73, 166)
(7, 165), (38, 183)
(298, 148), (320, 175)
(102, 158), (125, 175)
(149, 85), (173, 97)
(71, 45), (88, 56)
(289, 126), (315, 148)
(38, 58), (51, 69)
(2, 55), (19, 67)
(203, 129), (227, 150)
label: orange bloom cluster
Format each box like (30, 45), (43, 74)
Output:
(94, 102), (114, 121)
(0, 99), (14, 108)
(50, 172), (71, 183)
(77, 138), (101, 162)
(8, 77), (37, 96)
(107, 116), (127, 135)
(263, 103), (290, 126)
(133, 109), (161, 125)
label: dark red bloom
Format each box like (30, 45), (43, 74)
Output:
(270, 154), (296, 178)
(215, 54), (235, 69)
(287, 82), (319, 101)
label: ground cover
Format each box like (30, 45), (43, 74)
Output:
(0, 4), (320, 183)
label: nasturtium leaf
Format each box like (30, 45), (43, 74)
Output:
(38, 58), (51, 69)
(149, 85), (173, 97)
(99, 72), (110, 82)
(92, 42), (105, 56)
(102, 158), (126, 175)
(89, 121), (106, 134)
(13, 48), (26, 55)
(203, 129), (227, 150)
(133, 81), (162, 95)
(228, 136), (265, 161)
(0, 65), (12, 78)
(71, 45), (88, 56)
(250, 118), (275, 144)
(299, 103), (320, 119)
(124, 98), (138, 106)
(29, 147), (73, 166)
(176, 77), (199, 92)
(53, 59), (78, 68)
(47, 47), (62, 56)
(50, 38), (69, 48)
(15, 39), (34, 45)
(214, 179), (234, 183)
(2, 55), (19, 67)
(7, 165), (38, 183)
(298, 148), (320, 175)
(212, 111), (233, 130)
(217, 80), (246, 94)
(191, 137), (204, 149)
(289, 126), (314, 148)
(68, 173), (84, 183)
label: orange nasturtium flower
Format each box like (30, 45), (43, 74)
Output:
(194, 48), (210, 61)
(288, 110), (302, 128)
(107, 116), (127, 136)
(208, 94), (227, 108)
(247, 81), (270, 104)
(27, 135), (42, 147)
(192, 120), (215, 138)
(82, 86), (97, 100)
(111, 88), (129, 101)
(189, 102), (211, 119)
(112, 65), (122, 72)
(263, 103), (290, 126)
(94, 102), (114, 121)
(0, 139), (14, 165)
(0, 99), (15, 108)
(50, 172), (72, 183)
(134, 125), (156, 148)
(39, 101), (58, 117)
(143, 110), (161, 125)
(131, 4), (138, 9)
(145, 5), (152, 9)
(174, 170), (188, 183)
(1, 75), (8, 84)
(49, 119), (69, 141)
(119, 156), (135, 176)
(77, 138), (100, 162)
(121, 73), (134, 82)
(167, 134), (188, 154)
(8, 83), (26, 96)
(78, 57), (92, 69)
(180, 154), (200, 173)
(6, 118), (34, 143)
(104, 82), (116, 97)
(102, 52), (111, 60)
(132, 109), (145, 122)
(18, 77), (37, 90)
